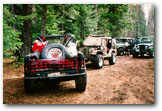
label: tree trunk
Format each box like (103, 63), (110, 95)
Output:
(12, 4), (32, 56)
(80, 21), (84, 39)
(41, 5), (47, 35)
(22, 4), (32, 55)
(94, 4), (98, 33)
(62, 6), (65, 34)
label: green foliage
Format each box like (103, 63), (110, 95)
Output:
(137, 5), (147, 37)
(4, 4), (148, 60)
(3, 5), (23, 58)
(98, 4), (130, 37)
(130, 5), (147, 37)
(3, 22), (22, 57)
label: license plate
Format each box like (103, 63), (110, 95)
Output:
(48, 72), (66, 77)
(48, 72), (60, 77)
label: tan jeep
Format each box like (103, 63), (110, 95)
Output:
(81, 35), (117, 69)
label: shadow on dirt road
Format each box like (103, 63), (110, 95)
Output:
(3, 77), (81, 104)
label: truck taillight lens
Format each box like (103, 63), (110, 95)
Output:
(81, 59), (85, 68)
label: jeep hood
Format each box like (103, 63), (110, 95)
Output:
(138, 43), (153, 46)
(116, 43), (125, 46)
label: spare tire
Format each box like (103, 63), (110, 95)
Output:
(41, 43), (66, 60)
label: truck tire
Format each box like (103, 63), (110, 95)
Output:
(24, 79), (35, 93)
(118, 48), (124, 56)
(75, 75), (87, 92)
(95, 55), (104, 69)
(41, 43), (66, 60)
(133, 53), (138, 58)
(109, 54), (116, 65)
(141, 53), (144, 57)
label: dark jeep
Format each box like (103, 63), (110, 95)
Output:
(116, 37), (134, 56)
(81, 35), (117, 69)
(132, 37), (154, 58)
(24, 34), (87, 92)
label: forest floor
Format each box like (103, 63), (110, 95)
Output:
(3, 56), (154, 104)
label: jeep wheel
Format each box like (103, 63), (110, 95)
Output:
(75, 75), (87, 92)
(120, 51), (124, 56)
(109, 54), (116, 65)
(118, 48), (124, 56)
(149, 51), (154, 58)
(133, 53), (138, 58)
(141, 53), (144, 57)
(95, 55), (104, 69)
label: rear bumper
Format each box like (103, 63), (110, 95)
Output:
(24, 72), (86, 82)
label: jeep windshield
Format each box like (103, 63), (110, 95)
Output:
(116, 39), (127, 43)
(141, 38), (152, 43)
(42, 35), (74, 45)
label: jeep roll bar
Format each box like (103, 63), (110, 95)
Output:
(39, 34), (75, 47)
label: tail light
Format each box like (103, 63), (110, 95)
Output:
(81, 59), (85, 68)
(64, 35), (68, 39)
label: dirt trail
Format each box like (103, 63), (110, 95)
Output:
(3, 56), (154, 104)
